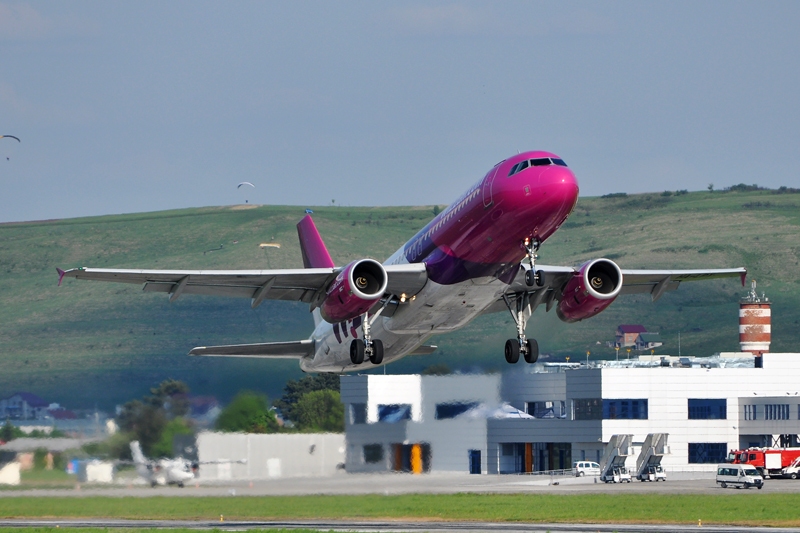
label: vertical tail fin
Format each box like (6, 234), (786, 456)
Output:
(296, 215), (335, 269)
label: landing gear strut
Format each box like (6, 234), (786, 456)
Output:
(502, 292), (539, 364)
(349, 308), (386, 365)
(523, 237), (544, 287)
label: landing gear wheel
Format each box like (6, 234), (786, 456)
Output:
(350, 339), (365, 364)
(524, 339), (539, 363)
(504, 339), (520, 364)
(525, 269), (535, 287)
(369, 339), (384, 365)
(536, 270), (545, 287)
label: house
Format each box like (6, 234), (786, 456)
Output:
(0, 393), (49, 420)
(611, 325), (662, 351)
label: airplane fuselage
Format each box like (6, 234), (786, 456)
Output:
(303, 151), (579, 372)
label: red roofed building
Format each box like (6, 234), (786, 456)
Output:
(612, 325), (662, 351)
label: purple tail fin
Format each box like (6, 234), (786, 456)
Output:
(296, 215), (335, 269)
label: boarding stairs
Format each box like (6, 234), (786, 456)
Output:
(599, 434), (634, 483)
(634, 433), (670, 481)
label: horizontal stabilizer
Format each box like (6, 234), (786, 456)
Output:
(188, 339), (314, 359)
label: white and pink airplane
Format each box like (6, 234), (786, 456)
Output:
(58, 151), (746, 372)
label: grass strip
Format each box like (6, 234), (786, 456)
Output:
(1, 494), (800, 527)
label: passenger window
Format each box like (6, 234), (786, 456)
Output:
(530, 158), (551, 166)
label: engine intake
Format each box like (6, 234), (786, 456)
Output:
(557, 258), (623, 323)
(320, 259), (388, 323)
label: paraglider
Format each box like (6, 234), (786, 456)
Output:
(1, 135), (19, 160)
(237, 182), (255, 189)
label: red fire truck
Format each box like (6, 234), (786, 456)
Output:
(728, 448), (800, 478)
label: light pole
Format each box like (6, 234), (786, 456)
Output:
(615, 346), (619, 361)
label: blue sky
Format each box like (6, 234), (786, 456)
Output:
(1, 1), (798, 222)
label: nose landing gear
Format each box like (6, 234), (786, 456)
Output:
(523, 238), (545, 287)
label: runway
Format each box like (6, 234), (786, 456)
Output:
(1, 518), (800, 533)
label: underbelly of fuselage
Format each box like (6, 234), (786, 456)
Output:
(300, 279), (506, 373)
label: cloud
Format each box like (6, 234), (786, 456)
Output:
(0, 2), (96, 41)
(388, 4), (490, 36)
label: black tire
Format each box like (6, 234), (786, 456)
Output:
(504, 339), (520, 363)
(791, 473), (798, 480)
(369, 339), (384, 365)
(757, 484), (763, 489)
(350, 339), (365, 364)
(178, 482), (184, 488)
(524, 339), (539, 363)
(151, 480), (157, 488)
(525, 269), (535, 286)
(720, 482), (727, 488)
(536, 270), (545, 287)
(578, 471), (585, 477)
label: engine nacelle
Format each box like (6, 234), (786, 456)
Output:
(557, 258), (623, 323)
(320, 259), (388, 323)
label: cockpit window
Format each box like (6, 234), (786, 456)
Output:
(508, 157), (568, 176)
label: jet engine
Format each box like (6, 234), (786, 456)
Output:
(557, 258), (623, 323)
(320, 259), (388, 323)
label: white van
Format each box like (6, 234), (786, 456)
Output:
(716, 464), (764, 489)
(573, 461), (601, 477)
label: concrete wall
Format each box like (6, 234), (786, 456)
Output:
(197, 432), (345, 480)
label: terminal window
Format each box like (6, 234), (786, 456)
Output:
(350, 403), (366, 424)
(378, 404), (412, 423)
(603, 399), (648, 419)
(688, 442), (727, 463)
(435, 401), (478, 420)
(765, 404), (790, 420)
(744, 404), (757, 421)
(573, 398), (602, 420)
(363, 444), (384, 464)
(688, 399), (727, 419)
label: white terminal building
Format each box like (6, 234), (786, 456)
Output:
(340, 353), (800, 475)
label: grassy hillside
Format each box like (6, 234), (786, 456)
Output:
(2, 189), (799, 409)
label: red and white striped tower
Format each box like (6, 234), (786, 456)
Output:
(740, 279), (770, 359)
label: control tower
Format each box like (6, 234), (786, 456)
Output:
(740, 280), (770, 364)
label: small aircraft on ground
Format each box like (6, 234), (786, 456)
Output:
(130, 440), (244, 487)
(59, 151), (746, 372)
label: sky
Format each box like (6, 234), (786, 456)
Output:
(1, 1), (798, 223)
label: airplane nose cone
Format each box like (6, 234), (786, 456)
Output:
(540, 165), (579, 208)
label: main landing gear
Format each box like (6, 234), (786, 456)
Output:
(502, 292), (539, 364)
(349, 310), (384, 365)
(523, 237), (545, 287)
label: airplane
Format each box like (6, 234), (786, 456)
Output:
(130, 440), (197, 487)
(58, 151), (746, 372)
(129, 440), (244, 487)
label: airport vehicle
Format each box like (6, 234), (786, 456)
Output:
(130, 441), (244, 487)
(58, 151), (746, 372)
(782, 456), (800, 479)
(716, 463), (763, 489)
(602, 465), (632, 483)
(599, 434), (634, 483)
(634, 432), (669, 481)
(728, 447), (800, 478)
(573, 461), (601, 477)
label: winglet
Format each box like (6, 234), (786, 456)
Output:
(56, 268), (66, 286)
(296, 215), (335, 269)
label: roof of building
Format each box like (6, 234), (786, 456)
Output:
(48, 408), (77, 420)
(5, 392), (48, 407)
(618, 325), (648, 334)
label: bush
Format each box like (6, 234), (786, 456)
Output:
(216, 391), (279, 434)
(294, 390), (344, 433)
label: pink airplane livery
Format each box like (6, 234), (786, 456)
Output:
(59, 151), (746, 371)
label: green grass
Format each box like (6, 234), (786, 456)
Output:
(2, 189), (800, 408)
(1, 494), (800, 527)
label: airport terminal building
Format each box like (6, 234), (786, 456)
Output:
(340, 353), (800, 474)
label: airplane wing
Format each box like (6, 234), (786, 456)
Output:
(57, 263), (428, 308)
(189, 339), (315, 358)
(484, 264), (747, 315)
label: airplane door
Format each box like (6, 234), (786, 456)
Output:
(482, 165), (500, 207)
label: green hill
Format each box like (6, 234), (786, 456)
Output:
(2, 189), (799, 409)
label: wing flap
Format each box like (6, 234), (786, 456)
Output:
(188, 339), (315, 359)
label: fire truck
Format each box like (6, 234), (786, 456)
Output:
(728, 448), (800, 478)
